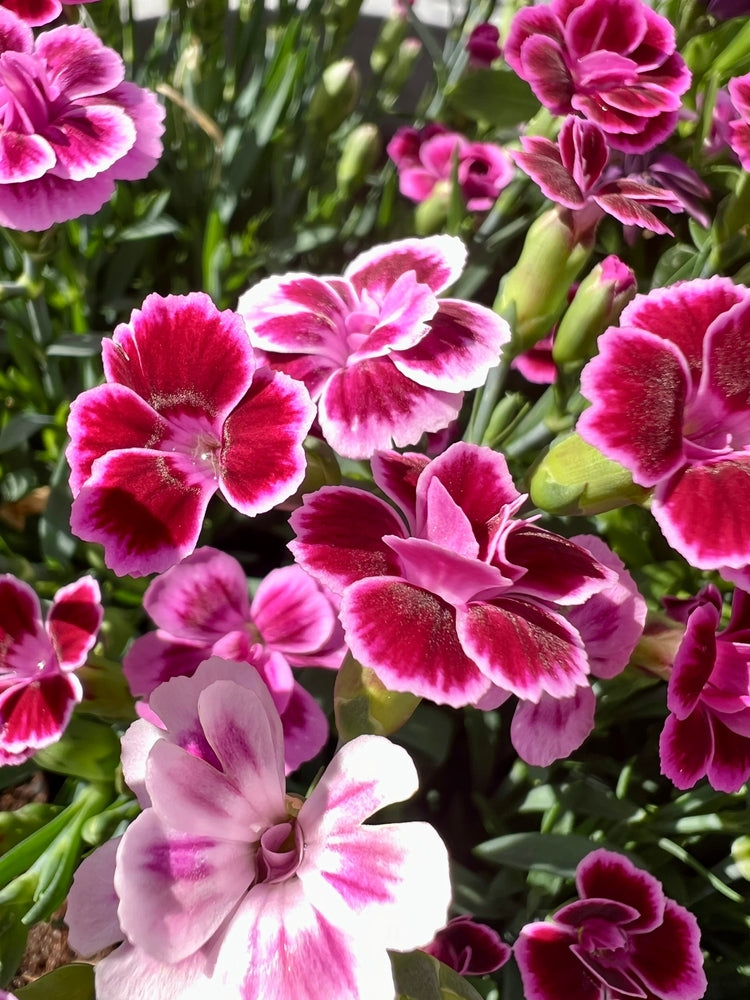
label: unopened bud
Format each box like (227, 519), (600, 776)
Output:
(309, 59), (361, 133)
(336, 123), (381, 197)
(553, 255), (636, 366)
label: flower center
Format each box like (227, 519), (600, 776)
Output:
(255, 818), (305, 884)
(159, 411), (222, 479)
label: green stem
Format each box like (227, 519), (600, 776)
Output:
(464, 357), (510, 445)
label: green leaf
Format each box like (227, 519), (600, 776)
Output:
(474, 832), (596, 877)
(390, 950), (484, 1000)
(0, 804), (62, 856)
(0, 902), (28, 989)
(16, 963), (95, 1000)
(33, 715), (121, 783)
(0, 413), (55, 453)
(445, 69), (538, 128)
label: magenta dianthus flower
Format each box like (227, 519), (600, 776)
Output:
(423, 914), (511, 976)
(465, 23), (502, 68)
(66, 658), (452, 1000)
(578, 276), (750, 581)
(504, 0), (691, 153)
(66, 292), (315, 578)
(660, 585), (750, 793)
(0, 9), (164, 231)
(0, 573), (102, 765)
(237, 237), (510, 459)
(515, 848), (707, 1000)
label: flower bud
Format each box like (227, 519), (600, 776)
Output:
(334, 651), (420, 742)
(414, 180), (451, 235)
(336, 123), (382, 197)
(382, 38), (423, 98)
(370, 16), (409, 75)
(629, 614), (685, 681)
(309, 59), (361, 133)
(528, 431), (650, 515)
(493, 207), (593, 352)
(732, 835), (750, 880)
(552, 255), (637, 366)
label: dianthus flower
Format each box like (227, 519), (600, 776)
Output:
(3, 0), (98, 27)
(0, 9), (164, 231)
(123, 546), (345, 771)
(577, 276), (750, 582)
(423, 914), (511, 975)
(237, 237), (510, 459)
(66, 292), (315, 578)
(504, 0), (691, 153)
(0, 573), (102, 764)
(515, 848), (707, 1000)
(387, 127), (514, 211)
(66, 658), (452, 1000)
(660, 585), (750, 792)
(290, 443), (644, 765)
(727, 72), (750, 170)
(465, 23), (502, 68)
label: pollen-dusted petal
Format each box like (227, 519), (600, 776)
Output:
(629, 899), (707, 1000)
(0, 671), (81, 756)
(341, 578), (490, 708)
(699, 295), (750, 416)
(219, 368), (314, 516)
(458, 597), (589, 703)
(510, 687), (596, 766)
(318, 356), (462, 459)
(659, 707), (713, 790)
(653, 457), (750, 570)
(69, 448), (217, 577)
(667, 601), (720, 719)
(576, 849), (665, 934)
(514, 921), (600, 1000)
(103, 293), (256, 421)
(578, 327), (690, 487)
(115, 810), (252, 965)
(46, 575), (103, 670)
(345, 235), (467, 298)
(289, 486), (406, 595)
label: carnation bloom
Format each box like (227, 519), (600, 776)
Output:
(3, 0), (98, 27)
(66, 292), (315, 577)
(0, 9), (164, 231)
(66, 658), (452, 1000)
(387, 127), (514, 211)
(577, 276), (750, 580)
(289, 442), (645, 765)
(515, 848), (707, 1000)
(660, 585), (750, 793)
(0, 573), (102, 765)
(504, 0), (691, 153)
(123, 546), (345, 771)
(237, 237), (510, 459)
(512, 116), (685, 236)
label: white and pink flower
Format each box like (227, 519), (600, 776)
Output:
(66, 658), (451, 1000)
(237, 236), (510, 459)
(0, 573), (102, 765)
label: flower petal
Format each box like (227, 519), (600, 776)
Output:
(122, 632), (209, 700)
(252, 564), (337, 656)
(510, 687), (596, 766)
(659, 707), (713, 791)
(0, 575), (42, 657)
(46, 575), (102, 670)
(345, 235), (466, 298)
(279, 681), (329, 775)
(514, 920), (600, 1000)
(36, 24), (125, 98)
(629, 899), (707, 1000)
(667, 601), (720, 719)
(705, 713), (750, 792)
(52, 105), (136, 181)
(66, 836), (122, 956)
(576, 849), (665, 934)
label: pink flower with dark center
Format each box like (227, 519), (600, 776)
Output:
(2, 0), (98, 27)
(577, 276), (750, 580)
(660, 585), (750, 792)
(237, 237), (510, 459)
(66, 658), (452, 1000)
(289, 443), (615, 723)
(504, 0), (691, 153)
(0, 573), (102, 765)
(387, 128), (514, 211)
(466, 23), (502, 68)
(66, 292), (315, 578)
(728, 72), (750, 170)
(515, 848), (707, 1000)
(0, 9), (164, 231)
(423, 914), (511, 975)
(123, 546), (345, 772)
(512, 116), (685, 236)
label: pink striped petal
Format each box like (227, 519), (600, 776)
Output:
(93, 942), (209, 1000)
(35, 25), (125, 98)
(280, 681), (329, 775)
(70, 448), (217, 577)
(0, 671), (81, 757)
(341, 577), (490, 707)
(458, 597), (589, 702)
(385, 535), (509, 604)
(252, 564), (337, 655)
(219, 368), (314, 515)
(510, 687), (596, 766)
(345, 235), (466, 298)
(66, 836), (122, 956)
(122, 632), (208, 700)
(0, 7), (34, 50)
(576, 849), (664, 934)
(699, 295), (750, 417)
(46, 575), (102, 670)
(370, 450), (429, 532)
(0, 131), (54, 183)
(0, 575), (41, 654)
(51, 105), (135, 181)
(289, 486), (406, 595)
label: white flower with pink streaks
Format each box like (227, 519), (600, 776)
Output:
(66, 658), (451, 1000)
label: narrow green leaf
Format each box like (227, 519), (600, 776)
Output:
(0, 414), (55, 453)
(474, 832), (596, 877)
(445, 69), (538, 128)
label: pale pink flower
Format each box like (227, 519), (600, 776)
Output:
(0, 573), (102, 765)
(66, 658), (452, 1000)
(237, 237), (510, 459)
(0, 9), (164, 231)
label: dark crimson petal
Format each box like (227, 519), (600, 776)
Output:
(0, 672), (81, 755)
(457, 596), (589, 702)
(102, 292), (256, 422)
(556, 898), (640, 928)
(659, 708), (713, 791)
(576, 849), (665, 935)
(505, 525), (608, 604)
(514, 921), (601, 1000)
(219, 368), (314, 516)
(578, 328), (690, 487)
(0, 575), (42, 658)
(69, 448), (217, 578)
(66, 383), (167, 496)
(558, 117), (608, 191)
(629, 899), (707, 1000)
(289, 486), (406, 595)
(565, 0), (647, 60)
(520, 34), (574, 113)
(667, 602), (719, 719)
(423, 915), (511, 976)
(570, 945), (647, 998)
(370, 450), (430, 532)
(512, 141), (587, 209)
(341, 577), (491, 708)
(705, 713), (750, 792)
(653, 457), (750, 571)
(593, 188), (676, 236)
(345, 235), (466, 299)
(47, 576), (103, 670)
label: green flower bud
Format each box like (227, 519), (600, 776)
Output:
(370, 16), (409, 75)
(529, 431), (651, 515)
(553, 255), (636, 366)
(336, 123), (381, 198)
(309, 59), (361, 133)
(334, 651), (420, 742)
(414, 181), (451, 235)
(732, 835), (750, 880)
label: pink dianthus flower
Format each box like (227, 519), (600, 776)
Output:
(66, 658), (452, 1000)
(2, 0), (99, 27)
